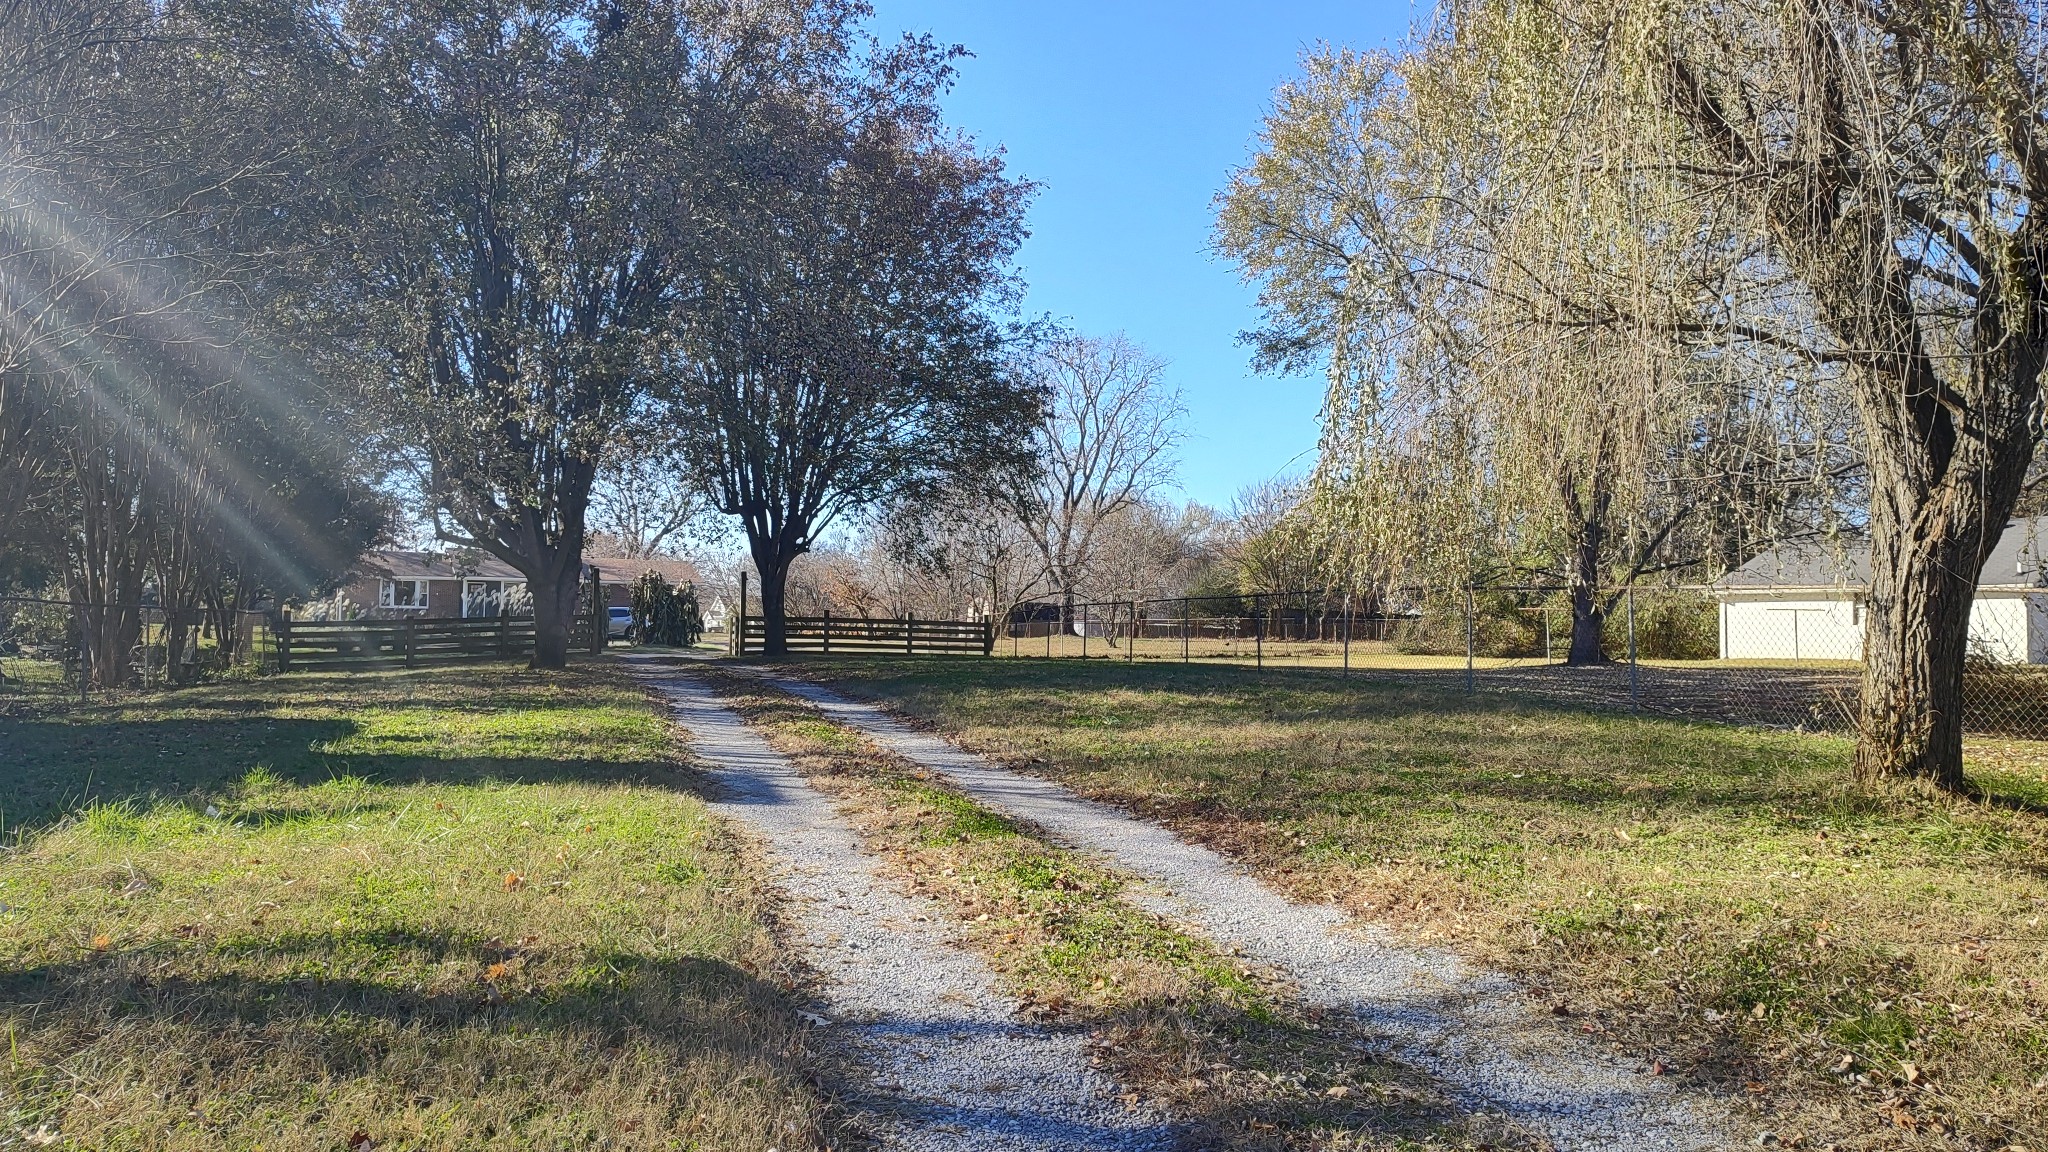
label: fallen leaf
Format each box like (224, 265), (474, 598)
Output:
(1650, 1059), (1668, 1076)
(502, 872), (525, 891)
(1325, 1085), (1351, 1099)
(90, 933), (111, 951)
(485, 962), (508, 981)
(346, 1131), (375, 1151)
(1901, 1061), (1924, 1086)
(1751, 1002), (1768, 1020)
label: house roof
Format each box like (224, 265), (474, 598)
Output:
(357, 549), (523, 582)
(355, 549), (705, 589)
(1718, 518), (2048, 593)
(584, 555), (701, 587)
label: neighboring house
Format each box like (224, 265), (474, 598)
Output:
(1715, 519), (2048, 663)
(339, 550), (531, 620)
(334, 549), (703, 620)
(702, 595), (731, 633)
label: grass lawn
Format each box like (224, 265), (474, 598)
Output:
(769, 655), (2048, 1151)
(1, 663), (834, 1151)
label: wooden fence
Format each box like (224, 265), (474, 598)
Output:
(277, 616), (540, 671)
(736, 614), (993, 656)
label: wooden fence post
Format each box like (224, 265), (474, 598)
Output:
(983, 616), (995, 657)
(404, 618), (417, 668)
(277, 612), (293, 673)
(736, 572), (748, 656)
(499, 611), (510, 657)
(905, 613), (915, 655)
(823, 609), (831, 654)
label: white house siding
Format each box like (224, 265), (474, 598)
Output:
(1720, 596), (1866, 661)
(1719, 590), (2048, 664)
(1965, 594), (2048, 663)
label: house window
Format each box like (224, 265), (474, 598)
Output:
(463, 579), (529, 618)
(381, 579), (429, 610)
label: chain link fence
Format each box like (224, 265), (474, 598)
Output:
(1001, 585), (2048, 738)
(0, 596), (280, 700)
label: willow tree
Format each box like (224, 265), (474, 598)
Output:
(1219, 41), (1846, 667)
(1227, 0), (2048, 790)
(1445, 0), (2047, 789)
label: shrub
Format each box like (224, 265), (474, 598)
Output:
(631, 573), (704, 647)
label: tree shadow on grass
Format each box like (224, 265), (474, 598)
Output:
(0, 937), (836, 1148)
(3, 714), (710, 836)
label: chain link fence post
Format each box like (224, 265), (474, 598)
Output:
(1628, 585), (1639, 711)
(1464, 582), (1475, 695)
(1255, 594), (1264, 669)
(1341, 588), (1352, 678)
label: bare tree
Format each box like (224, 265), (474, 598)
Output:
(1010, 332), (1187, 624)
(590, 425), (705, 559)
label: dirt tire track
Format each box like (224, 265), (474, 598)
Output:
(632, 661), (1174, 1151)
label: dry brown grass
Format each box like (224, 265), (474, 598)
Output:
(697, 666), (1535, 1152)
(1, 663), (841, 1151)
(774, 656), (2048, 1152)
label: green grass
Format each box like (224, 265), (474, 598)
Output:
(769, 655), (2048, 1150)
(0, 663), (832, 1151)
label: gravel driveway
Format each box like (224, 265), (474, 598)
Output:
(634, 664), (1174, 1151)
(768, 675), (1743, 1152)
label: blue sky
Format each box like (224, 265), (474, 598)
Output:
(864, 1), (1418, 509)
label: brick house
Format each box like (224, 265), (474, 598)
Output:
(339, 549), (701, 620)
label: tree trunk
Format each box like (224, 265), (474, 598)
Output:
(1856, 516), (1980, 789)
(1564, 515), (1608, 666)
(527, 565), (581, 670)
(753, 548), (794, 656)
(1817, 253), (2038, 792)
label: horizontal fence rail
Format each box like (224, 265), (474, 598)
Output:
(278, 616), (537, 671)
(737, 614), (994, 656)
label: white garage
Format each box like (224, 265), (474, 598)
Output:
(1715, 520), (2048, 664)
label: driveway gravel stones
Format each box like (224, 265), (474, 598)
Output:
(766, 675), (1742, 1152)
(633, 664), (1173, 1151)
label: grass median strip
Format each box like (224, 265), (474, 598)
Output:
(777, 655), (2048, 1151)
(697, 667), (1532, 1152)
(1, 664), (840, 1152)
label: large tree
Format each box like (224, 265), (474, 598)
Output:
(1217, 44), (1851, 667)
(2, 0), (383, 686)
(1228, 1), (2048, 790)
(318, 0), (795, 667)
(666, 33), (1037, 656)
